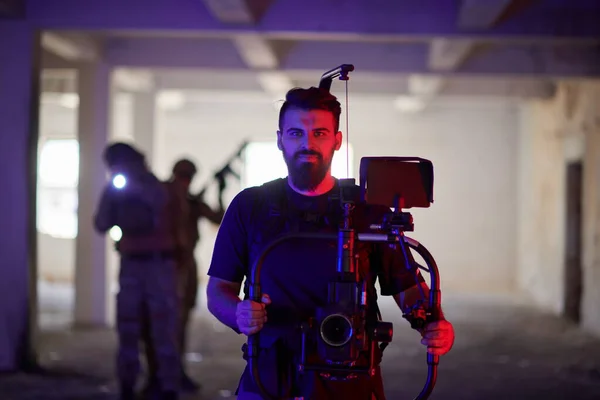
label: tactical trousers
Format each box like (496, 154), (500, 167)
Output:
(176, 254), (199, 355)
(144, 253), (198, 382)
(116, 253), (180, 392)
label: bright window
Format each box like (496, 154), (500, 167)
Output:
(37, 139), (79, 239)
(242, 140), (354, 189)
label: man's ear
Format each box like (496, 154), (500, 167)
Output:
(334, 131), (343, 151)
(277, 130), (283, 150)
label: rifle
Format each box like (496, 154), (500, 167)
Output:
(193, 140), (249, 203)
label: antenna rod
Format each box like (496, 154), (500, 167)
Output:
(317, 64), (355, 178)
(345, 80), (349, 178)
(318, 64), (355, 92)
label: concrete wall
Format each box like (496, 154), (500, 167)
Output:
(516, 82), (600, 336)
(581, 88), (600, 336)
(37, 92), (521, 296)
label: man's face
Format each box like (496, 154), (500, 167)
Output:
(174, 174), (192, 192)
(277, 107), (342, 191)
(109, 162), (128, 177)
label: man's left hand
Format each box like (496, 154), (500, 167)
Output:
(420, 319), (455, 356)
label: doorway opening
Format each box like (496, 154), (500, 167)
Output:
(563, 161), (583, 323)
(36, 137), (79, 329)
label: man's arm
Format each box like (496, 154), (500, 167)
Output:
(381, 245), (445, 318)
(380, 244), (454, 355)
(93, 187), (115, 233)
(393, 281), (430, 311)
(207, 276), (270, 335)
(205, 189), (257, 334)
(206, 277), (242, 331)
(196, 201), (225, 225)
(391, 279), (446, 317)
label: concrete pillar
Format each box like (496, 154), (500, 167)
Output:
(73, 62), (112, 327)
(581, 103), (600, 336)
(0, 23), (40, 371)
(132, 91), (157, 168)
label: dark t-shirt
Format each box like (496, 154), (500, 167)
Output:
(208, 178), (423, 398)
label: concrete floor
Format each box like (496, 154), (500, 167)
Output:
(1, 282), (600, 400)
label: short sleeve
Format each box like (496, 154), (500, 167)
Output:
(207, 190), (251, 283)
(374, 242), (425, 296)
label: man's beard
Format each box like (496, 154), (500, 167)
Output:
(283, 148), (334, 191)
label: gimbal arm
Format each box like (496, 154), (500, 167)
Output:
(246, 231), (441, 400)
(406, 237), (441, 400)
(358, 233), (441, 400)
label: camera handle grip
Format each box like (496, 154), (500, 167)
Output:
(360, 233), (441, 400)
(404, 237), (441, 400)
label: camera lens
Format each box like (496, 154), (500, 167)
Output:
(320, 314), (353, 347)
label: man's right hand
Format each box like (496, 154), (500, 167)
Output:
(235, 294), (271, 335)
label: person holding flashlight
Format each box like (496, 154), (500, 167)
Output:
(93, 142), (188, 400)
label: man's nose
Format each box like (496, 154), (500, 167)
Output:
(300, 132), (316, 147)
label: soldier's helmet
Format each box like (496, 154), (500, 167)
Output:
(172, 159), (197, 178)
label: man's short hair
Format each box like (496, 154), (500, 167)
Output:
(103, 142), (145, 168)
(278, 87), (342, 132)
(172, 158), (198, 178)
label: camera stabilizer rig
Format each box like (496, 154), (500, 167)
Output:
(246, 65), (443, 400)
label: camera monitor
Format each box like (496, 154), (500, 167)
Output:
(359, 157), (434, 209)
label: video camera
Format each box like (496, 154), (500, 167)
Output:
(246, 66), (443, 400)
(299, 176), (394, 380)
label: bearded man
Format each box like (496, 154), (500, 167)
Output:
(205, 87), (455, 400)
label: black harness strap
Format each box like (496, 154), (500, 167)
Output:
(248, 178), (387, 398)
